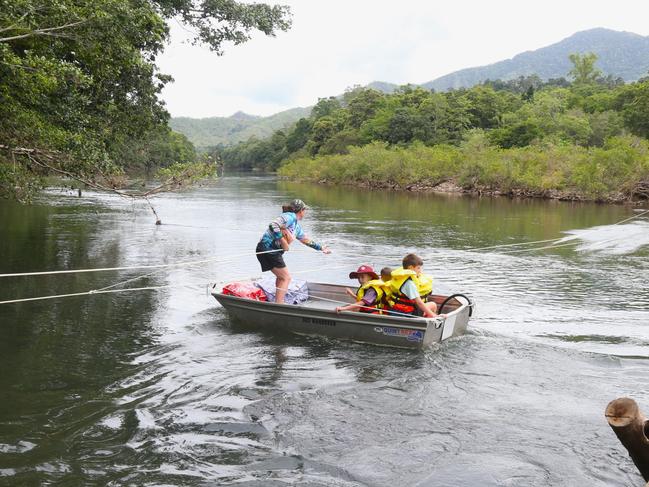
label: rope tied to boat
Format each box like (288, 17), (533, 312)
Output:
(0, 248), (289, 278)
(0, 208), (646, 306)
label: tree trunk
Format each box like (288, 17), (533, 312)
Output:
(605, 397), (649, 481)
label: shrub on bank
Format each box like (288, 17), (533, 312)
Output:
(278, 136), (649, 201)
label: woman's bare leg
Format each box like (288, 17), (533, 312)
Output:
(271, 266), (291, 304)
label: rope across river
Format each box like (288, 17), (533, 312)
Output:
(0, 208), (647, 305)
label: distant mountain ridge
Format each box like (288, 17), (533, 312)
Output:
(171, 28), (649, 148)
(422, 28), (649, 91)
(169, 106), (310, 149)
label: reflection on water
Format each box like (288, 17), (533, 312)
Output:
(0, 176), (648, 485)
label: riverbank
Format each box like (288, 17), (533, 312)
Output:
(291, 177), (636, 204)
(278, 138), (649, 204)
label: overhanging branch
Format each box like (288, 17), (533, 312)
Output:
(1, 144), (199, 224)
(0, 20), (86, 43)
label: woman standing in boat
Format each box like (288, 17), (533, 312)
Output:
(256, 199), (330, 304)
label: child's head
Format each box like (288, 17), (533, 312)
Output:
(357, 274), (371, 285)
(349, 265), (378, 285)
(380, 267), (393, 282)
(402, 253), (424, 275)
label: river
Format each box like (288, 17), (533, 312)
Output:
(1, 176), (648, 486)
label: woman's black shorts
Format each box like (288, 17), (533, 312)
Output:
(256, 241), (285, 272)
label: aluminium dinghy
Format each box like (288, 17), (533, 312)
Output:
(212, 281), (474, 349)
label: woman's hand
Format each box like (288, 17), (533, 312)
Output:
(321, 246), (331, 254)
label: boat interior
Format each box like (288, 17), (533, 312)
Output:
(300, 282), (466, 315)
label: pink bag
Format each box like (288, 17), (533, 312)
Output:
(222, 282), (267, 301)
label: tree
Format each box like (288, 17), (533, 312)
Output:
(345, 88), (384, 128)
(114, 128), (197, 174)
(0, 0), (292, 202)
(386, 107), (420, 144)
(568, 52), (602, 85)
(311, 97), (342, 120)
(616, 81), (649, 138)
(462, 86), (522, 129)
(154, 0), (291, 54)
(488, 121), (542, 148)
(285, 118), (312, 153)
(309, 117), (338, 154)
(417, 93), (470, 145)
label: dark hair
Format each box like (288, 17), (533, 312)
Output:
(402, 253), (423, 268)
(282, 199), (307, 214)
(380, 267), (393, 278)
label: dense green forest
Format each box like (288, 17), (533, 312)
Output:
(171, 28), (649, 153)
(214, 54), (649, 201)
(0, 0), (291, 202)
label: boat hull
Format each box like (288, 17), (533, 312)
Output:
(212, 282), (473, 350)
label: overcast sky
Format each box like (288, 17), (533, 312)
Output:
(157, 0), (649, 119)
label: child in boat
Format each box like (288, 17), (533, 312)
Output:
(379, 266), (393, 308)
(380, 267), (393, 283)
(385, 253), (438, 318)
(336, 265), (385, 314)
(344, 266), (392, 299)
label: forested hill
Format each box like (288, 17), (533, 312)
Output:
(170, 106), (310, 150)
(423, 28), (649, 91)
(171, 28), (649, 149)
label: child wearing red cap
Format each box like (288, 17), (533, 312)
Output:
(336, 265), (386, 314)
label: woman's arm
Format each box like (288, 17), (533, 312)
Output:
(298, 236), (330, 253)
(293, 222), (330, 253)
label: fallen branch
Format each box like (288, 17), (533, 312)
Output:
(1, 144), (211, 224)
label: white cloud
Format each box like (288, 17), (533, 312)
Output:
(156, 0), (649, 118)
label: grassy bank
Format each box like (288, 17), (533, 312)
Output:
(278, 137), (649, 203)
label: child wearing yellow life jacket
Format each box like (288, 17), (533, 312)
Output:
(378, 266), (393, 308)
(379, 267), (393, 283)
(385, 253), (438, 318)
(336, 265), (386, 314)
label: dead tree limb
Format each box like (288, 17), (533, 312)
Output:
(0, 20), (86, 43)
(605, 397), (649, 481)
(0, 144), (196, 224)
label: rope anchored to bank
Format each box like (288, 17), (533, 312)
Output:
(1, 208), (647, 305)
(0, 248), (290, 278)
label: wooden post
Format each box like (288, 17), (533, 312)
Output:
(605, 397), (649, 481)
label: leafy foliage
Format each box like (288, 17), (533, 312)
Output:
(615, 81), (649, 139)
(278, 136), (649, 201)
(222, 53), (649, 201)
(0, 0), (291, 201)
